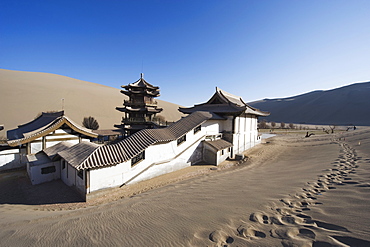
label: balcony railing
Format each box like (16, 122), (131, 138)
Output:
(124, 100), (158, 106)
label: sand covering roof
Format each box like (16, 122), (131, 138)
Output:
(204, 139), (233, 151)
(179, 87), (270, 117)
(6, 111), (98, 146)
(63, 111), (212, 170)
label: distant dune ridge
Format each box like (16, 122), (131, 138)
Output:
(249, 82), (370, 126)
(0, 69), (184, 134)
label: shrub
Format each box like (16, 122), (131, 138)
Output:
(82, 116), (99, 130)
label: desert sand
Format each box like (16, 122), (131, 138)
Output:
(0, 69), (184, 134)
(0, 129), (369, 246)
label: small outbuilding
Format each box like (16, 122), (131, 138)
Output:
(1, 111), (99, 171)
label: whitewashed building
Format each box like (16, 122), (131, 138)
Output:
(32, 88), (268, 200)
(5, 88), (269, 200)
(1, 111), (98, 172)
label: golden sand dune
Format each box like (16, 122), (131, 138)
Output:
(0, 69), (184, 135)
(0, 129), (369, 246)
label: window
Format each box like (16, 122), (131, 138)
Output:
(194, 125), (201, 134)
(132, 151), (145, 167)
(177, 135), (186, 146)
(221, 150), (224, 156)
(62, 160), (65, 170)
(77, 170), (84, 179)
(41, 166), (56, 174)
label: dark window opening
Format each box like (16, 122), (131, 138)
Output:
(41, 166), (56, 174)
(77, 170), (84, 179)
(221, 150), (224, 155)
(132, 151), (145, 167)
(194, 125), (201, 134)
(177, 135), (186, 146)
(62, 161), (65, 169)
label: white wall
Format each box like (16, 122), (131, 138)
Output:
(202, 120), (220, 135)
(28, 161), (61, 185)
(0, 148), (26, 171)
(87, 122), (209, 193)
(89, 161), (131, 192)
(61, 162), (77, 187)
(232, 114), (260, 155)
(216, 147), (231, 165)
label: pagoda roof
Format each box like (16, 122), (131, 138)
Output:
(122, 73), (159, 90)
(116, 106), (163, 113)
(7, 111), (98, 146)
(179, 87), (270, 117)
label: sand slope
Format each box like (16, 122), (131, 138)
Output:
(0, 129), (369, 246)
(0, 69), (184, 135)
(249, 82), (370, 126)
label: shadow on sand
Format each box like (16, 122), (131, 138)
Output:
(0, 169), (84, 205)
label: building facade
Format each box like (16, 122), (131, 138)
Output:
(1, 111), (98, 171)
(5, 87), (269, 200)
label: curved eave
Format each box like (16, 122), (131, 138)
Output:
(245, 107), (270, 117)
(116, 107), (162, 113)
(7, 117), (98, 147)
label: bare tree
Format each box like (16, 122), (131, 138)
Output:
(82, 116), (99, 130)
(258, 119), (267, 129)
(271, 121), (276, 129)
(323, 128), (330, 134)
(289, 123), (294, 129)
(153, 114), (166, 125)
(329, 125), (336, 134)
(280, 122), (285, 129)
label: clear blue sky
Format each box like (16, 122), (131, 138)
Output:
(1, 0), (370, 106)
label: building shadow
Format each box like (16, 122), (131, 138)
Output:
(0, 169), (84, 205)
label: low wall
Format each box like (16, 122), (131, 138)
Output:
(0, 148), (26, 171)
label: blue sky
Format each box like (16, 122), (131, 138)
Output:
(1, 0), (370, 106)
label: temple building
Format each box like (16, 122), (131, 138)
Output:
(179, 87), (270, 157)
(116, 74), (163, 136)
(2, 83), (269, 200)
(0, 111), (98, 171)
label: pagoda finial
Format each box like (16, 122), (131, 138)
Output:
(141, 73), (144, 79)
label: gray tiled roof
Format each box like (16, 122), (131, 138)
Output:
(204, 139), (233, 151)
(7, 111), (98, 146)
(58, 142), (100, 168)
(43, 141), (74, 159)
(179, 87), (270, 117)
(69, 111), (212, 170)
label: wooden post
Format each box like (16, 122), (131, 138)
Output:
(42, 136), (46, 150)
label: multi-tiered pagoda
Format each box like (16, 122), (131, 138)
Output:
(116, 74), (163, 136)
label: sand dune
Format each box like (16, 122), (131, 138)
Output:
(249, 82), (370, 126)
(0, 128), (369, 246)
(0, 69), (184, 135)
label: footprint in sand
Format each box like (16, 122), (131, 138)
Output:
(208, 230), (234, 245)
(270, 227), (316, 240)
(237, 225), (266, 240)
(249, 212), (270, 224)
